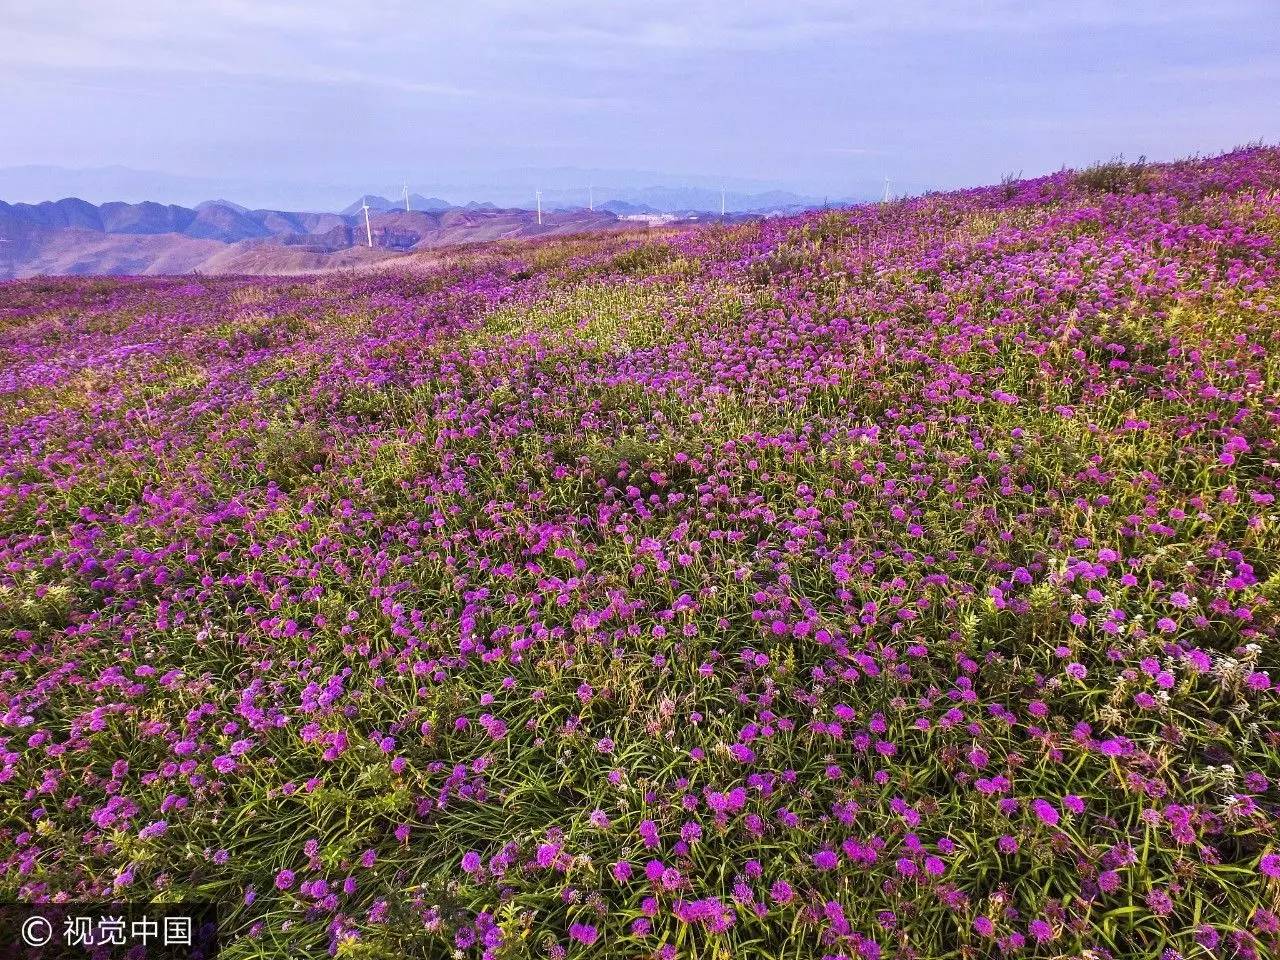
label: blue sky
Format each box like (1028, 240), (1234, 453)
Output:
(2, 1), (1277, 207)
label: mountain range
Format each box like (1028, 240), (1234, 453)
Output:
(0, 164), (872, 213)
(342, 194), (456, 215)
(0, 162), (867, 277)
(0, 198), (639, 279)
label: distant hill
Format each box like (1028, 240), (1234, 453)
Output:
(409, 194), (451, 212)
(600, 200), (659, 215)
(0, 197), (629, 278)
(343, 195), (459, 215)
(341, 195), (399, 215)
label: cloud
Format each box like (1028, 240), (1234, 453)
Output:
(0, 2), (622, 109)
(2, 0), (1273, 193)
(479, 0), (1266, 53)
(9, 0), (1267, 71)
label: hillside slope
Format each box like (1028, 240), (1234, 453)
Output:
(1, 147), (1279, 959)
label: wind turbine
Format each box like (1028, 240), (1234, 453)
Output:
(720, 187), (726, 217)
(882, 177), (892, 203)
(403, 183), (411, 212)
(361, 199), (373, 248)
(536, 189), (542, 226)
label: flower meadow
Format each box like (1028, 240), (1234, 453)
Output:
(3, 147), (1280, 960)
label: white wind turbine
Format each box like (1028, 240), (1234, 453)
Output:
(361, 199), (373, 248)
(536, 189), (543, 226)
(882, 177), (892, 203)
(403, 183), (411, 212)
(720, 187), (726, 217)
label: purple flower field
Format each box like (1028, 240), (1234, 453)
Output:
(2, 148), (1280, 959)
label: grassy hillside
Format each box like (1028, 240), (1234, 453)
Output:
(2, 147), (1279, 959)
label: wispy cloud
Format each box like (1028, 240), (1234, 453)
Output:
(10, 0), (1266, 69)
(0, 8), (619, 110)
(487, 0), (1265, 53)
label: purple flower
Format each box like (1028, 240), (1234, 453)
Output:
(138, 820), (168, 840)
(638, 820), (660, 848)
(535, 843), (561, 869)
(1145, 888), (1174, 916)
(1194, 925), (1220, 950)
(1031, 798), (1060, 827)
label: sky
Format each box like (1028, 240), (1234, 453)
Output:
(1, 0), (1278, 209)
